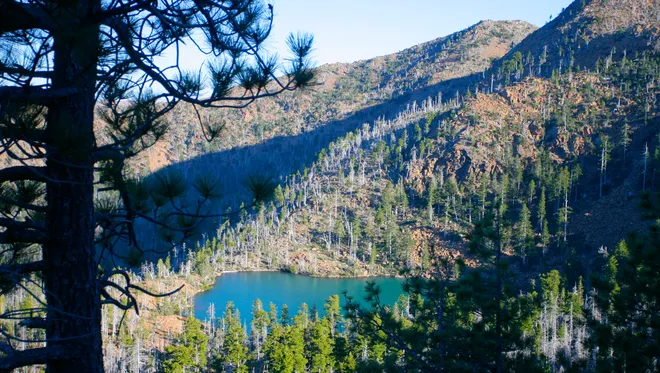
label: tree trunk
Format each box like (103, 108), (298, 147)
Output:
(44, 1), (103, 372)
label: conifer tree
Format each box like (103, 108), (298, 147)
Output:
(264, 313), (307, 373)
(324, 295), (342, 337)
(591, 192), (660, 371)
(216, 302), (248, 373)
(0, 1), (314, 371)
(527, 179), (536, 205)
(537, 187), (547, 232)
(308, 318), (335, 372)
(541, 219), (551, 256)
(163, 317), (209, 373)
(517, 203), (533, 265)
(250, 299), (270, 362)
(280, 304), (291, 327)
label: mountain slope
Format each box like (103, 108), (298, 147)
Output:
(166, 0), (660, 275)
(123, 20), (537, 256)
(131, 20), (536, 174)
(492, 0), (660, 79)
(129, 0), (660, 266)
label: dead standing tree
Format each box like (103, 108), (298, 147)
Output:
(0, 0), (313, 372)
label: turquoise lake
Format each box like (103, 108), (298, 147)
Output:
(193, 271), (404, 324)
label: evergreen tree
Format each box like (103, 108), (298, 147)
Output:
(250, 299), (270, 362)
(307, 318), (335, 372)
(274, 185), (286, 207)
(163, 317), (209, 373)
(0, 1), (313, 370)
(537, 187), (547, 232)
(347, 212), (542, 372)
(280, 304), (291, 327)
(541, 219), (551, 256)
(528, 179), (537, 205)
(216, 302), (248, 373)
(459, 208), (540, 372)
(264, 316), (307, 373)
(517, 203), (534, 265)
(592, 192), (660, 371)
(324, 295), (342, 337)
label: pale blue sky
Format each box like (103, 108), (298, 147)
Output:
(164, 0), (574, 75)
(267, 0), (574, 65)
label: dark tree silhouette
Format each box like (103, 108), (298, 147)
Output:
(0, 0), (313, 372)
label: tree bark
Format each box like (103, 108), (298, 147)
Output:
(44, 1), (103, 372)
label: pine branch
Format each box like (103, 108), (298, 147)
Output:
(0, 346), (73, 373)
(0, 127), (48, 145)
(18, 317), (47, 329)
(0, 261), (46, 275)
(0, 195), (47, 213)
(0, 218), (44, 231)
(0, 166), (47, 183)
(0, 228), (47, 244)
(0, 0), (55, 34)
(0, 87), (78, 104)
(103, 17), (304, 109)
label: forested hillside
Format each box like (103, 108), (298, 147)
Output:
(1, 0), (660, 372)
(121, 20), (537, 257)
(128, 0), (660, 259)
(132, 20), (536, 173)
(86, 1), (660, 372)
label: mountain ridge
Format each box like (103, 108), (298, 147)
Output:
(127, 20), (537, 175)
(127, 0), (660, 270)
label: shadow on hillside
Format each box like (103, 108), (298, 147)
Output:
(137, 72), (484, 257)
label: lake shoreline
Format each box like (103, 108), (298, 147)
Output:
(134, 263), (404, 343)
(193, 267), (402, 296)
(217, 266), (403, 279)
(193, 271), (405, 323)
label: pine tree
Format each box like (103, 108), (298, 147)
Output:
(307, 318), (335, 372)
(268, 303), (279, 329)
(621, 120), (631, 163)
(250, 299), (270, 362)
(324, 295), (342, 337)
(557, 168), (571, 243)
(346, 212), (542, 372)
(600, 135), (612, 198)
(334, 217), (346, 248)
(592, 193), (660, 371)
(280, 304), (291, 327)
(274, 185), (286, 207)
(0, 1), (314, 371)
(538, 187), (547, 232)
(216, 302), (248, 373)
(517, 203), (534, 265)
(528, 179), (537, 205)
(264, 313), (307, 373)
(163, 316), (209, 373)
(541, 219), (551, 256)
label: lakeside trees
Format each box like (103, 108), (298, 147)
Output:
(0, 0), (659, 372)
(143, 191), (660, 372)
(98, 50), (660, 371)
(0, 0), (313, 371)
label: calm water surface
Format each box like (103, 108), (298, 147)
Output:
(193, 271), (404, 324)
